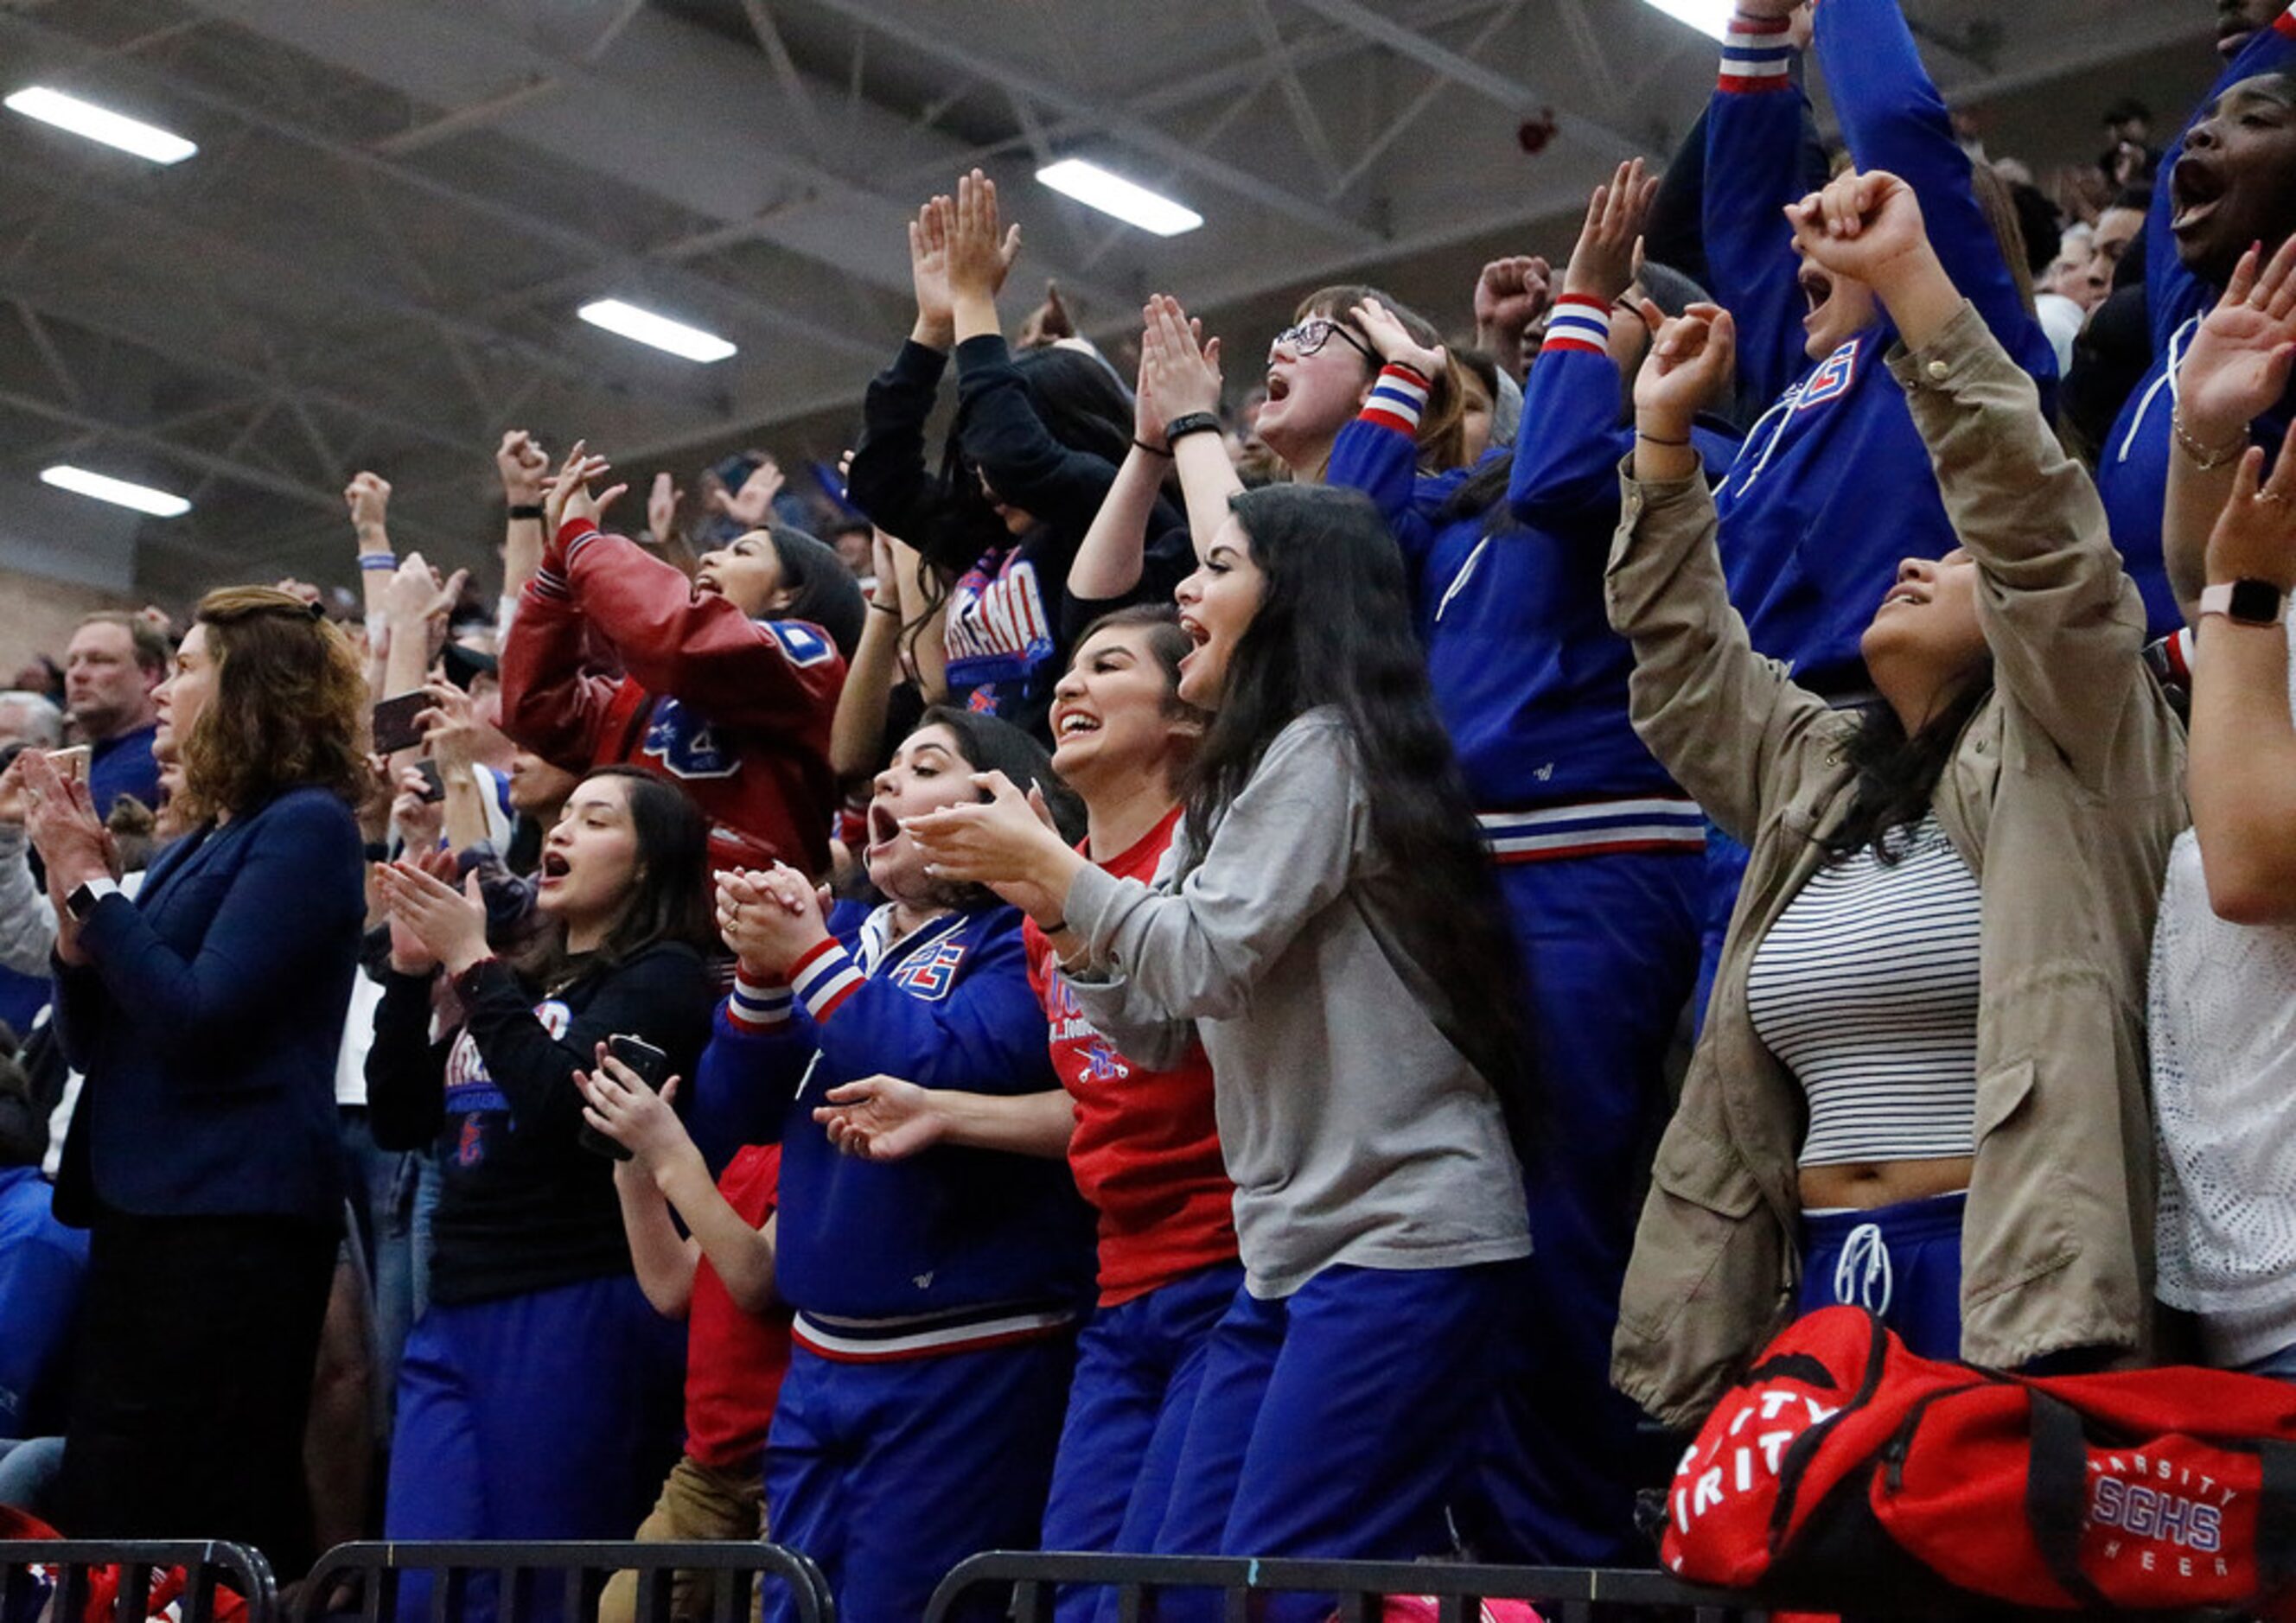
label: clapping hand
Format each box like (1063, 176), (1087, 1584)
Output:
(902, 771), (1077, 924)
(1138, 295), (1223, 423)
(374, 858), (491, 977)
(1561, 157), (1657, 308)
(2206, 417), (2296, 592)
(715, 865), (830, 981)
(946, 168), (1023, 304)
(2182, 237), (2296, 450)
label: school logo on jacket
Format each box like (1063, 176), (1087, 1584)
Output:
(443, 999), (572, 1164)
(1794, 336), (1861, 413)
(888, 940), (967, 999)
(642, 697), (738, 780)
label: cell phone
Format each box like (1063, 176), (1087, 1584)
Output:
(413, 759), (445, 804)
(372, 691), (430, 755)
(45, 746), (90, 785)
(581, 1033), (671, 1161)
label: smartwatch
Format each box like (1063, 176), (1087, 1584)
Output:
(67, 876), (122, 921)
(1163, 411), (1222, 445)
(2198, 579), (2286, 628)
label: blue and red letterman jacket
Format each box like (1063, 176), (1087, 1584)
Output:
(1704, 0), (2058, 691)
(2098, 6), (2296, 638)
(690, 898), (1095, 1362)
(1327, 334), (1732, 862)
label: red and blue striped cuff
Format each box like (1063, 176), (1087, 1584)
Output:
(1720, 12), (1795, 92)
(789, 938), (866, 1023)
(2279, 6), (2296, 40)
(1544, 294), (1613, 358)
(1359, 365), (1432, 437)
(726, 971), (794, 1032)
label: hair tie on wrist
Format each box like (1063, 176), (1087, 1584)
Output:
(1636, 430), (1692, 448)
(1132, 437), (1175, 458)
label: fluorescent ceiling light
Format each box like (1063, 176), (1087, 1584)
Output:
(1637, 0), (1731, 40)
(41, 465), (191, 518)
(577, 298), (737, 363)
(1036, 159), (1202, 238)
(5, 86), (196, 164)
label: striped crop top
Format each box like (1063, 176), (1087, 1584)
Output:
(1745, 812), (1982, 1168)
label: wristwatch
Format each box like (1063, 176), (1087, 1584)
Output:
(1163, 411), (1222, 445)
(2198, 579), (2286, 628)
(66, 876), (122, 921)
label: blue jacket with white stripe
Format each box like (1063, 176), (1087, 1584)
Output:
(690, 899), (1094, 1355)
(1327, 344), (1732, 837)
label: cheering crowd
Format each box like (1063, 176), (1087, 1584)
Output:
(5, 1), (2296, 1619)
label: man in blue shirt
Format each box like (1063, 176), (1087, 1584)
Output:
(63, 614), (166, 816)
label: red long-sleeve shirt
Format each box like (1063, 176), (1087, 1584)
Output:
(501, 519), (844, 877)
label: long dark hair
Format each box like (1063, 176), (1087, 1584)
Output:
(1182, 483), (1538, 1136)
(514, 766), (714, 988)
(1818, 673), (1995, 866)
(905, 345), (1141, 640)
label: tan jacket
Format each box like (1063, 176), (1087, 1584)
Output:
(1604, 303), (2187, 1430)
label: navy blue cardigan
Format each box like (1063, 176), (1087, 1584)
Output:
(52, 785), (364, 1226)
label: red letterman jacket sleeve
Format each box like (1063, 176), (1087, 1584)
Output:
(499, 562), (617, 771)
(551, 519), (845, 735)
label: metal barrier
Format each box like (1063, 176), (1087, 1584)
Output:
(0, 1540), (277, 1623)
(925, 1552), (1759, 1623)
(292, 1543), (832, 1623)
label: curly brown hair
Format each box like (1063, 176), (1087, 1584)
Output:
(175, 586), (369, 820)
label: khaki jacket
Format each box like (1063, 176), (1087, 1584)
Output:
(1604, 303), (2187, 1430)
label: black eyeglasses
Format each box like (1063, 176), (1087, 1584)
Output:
(1270, 317), (1378, 366)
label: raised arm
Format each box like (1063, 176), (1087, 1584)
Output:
(2161, 239), (2296, 623)
(1139, 296), (1242, 559)
(1703, 2), (1820, 404)
(1611, 298), (1840, 842)
(1508, 160), (1662, 527)
(1799, 169), (2147, 776)
(2187, 423), (2296, 923)
(1817, 0), (2047, 367)
(495, 430), (552, 608)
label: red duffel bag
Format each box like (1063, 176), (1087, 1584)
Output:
(1660, 1305), (2296, 1615)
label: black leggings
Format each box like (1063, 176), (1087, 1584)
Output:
(54, 1209), (339, 1574)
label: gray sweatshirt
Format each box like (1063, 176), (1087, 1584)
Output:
(1063, 709), (1531, 1299)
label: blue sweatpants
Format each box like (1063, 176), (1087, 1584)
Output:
(1145, 1262), (1519, 1623)
(1798, 1192), (1966, 1359)
(762, 1333), (1077, 1623)
(386, 1273), (686, 1623)
(1466, 850), (1700, 1564)
(1040, 1262), (1241, 1623)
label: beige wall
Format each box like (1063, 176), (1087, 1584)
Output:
(0, 567), (131, 681)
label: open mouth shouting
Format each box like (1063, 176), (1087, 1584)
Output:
(2170, 153), (2228, 240)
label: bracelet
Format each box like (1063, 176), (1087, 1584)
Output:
(1636, 430), (1693, 448)
(507, 503), (546, 521)
(358, 552), (397, 572)
(1132, 437), (1175, 458)
(1038, 917), (1069, 936)
(361, 840), (390, 862)
(869, 599), (900, 616)
(2172, 412), (2248, 472)
(450, 956), (499, 1001)
(1164, 411), (1222, 444)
